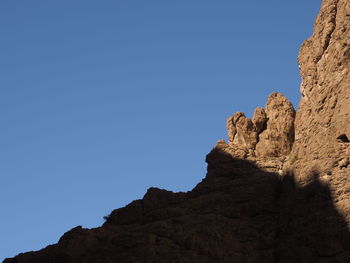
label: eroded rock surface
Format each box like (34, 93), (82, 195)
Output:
(4, 0), (350, 262)
(255, 92), (296, 158)
(252, 107), (267, 134)
(223, 92), (295, 170)
(226, 112), (258, 156)
(290, 0), (350, 184)
(4, 150), (350, 263)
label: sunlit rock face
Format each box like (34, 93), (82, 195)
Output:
(293, 0), (350, 183)
(255, 93), (295, 158)
(226, 111), (258, 156)
(225, 92), (296, 160)
(4, 1), (350, 263)
(222, 92), (295, 173)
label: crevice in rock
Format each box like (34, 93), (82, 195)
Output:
(252, 118), (268, 152)
(315, 0), (339, 63)
(337, 134), (349, 143)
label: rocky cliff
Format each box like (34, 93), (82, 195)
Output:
(4, 0), (350, 262)
(292, 0), (350, 209)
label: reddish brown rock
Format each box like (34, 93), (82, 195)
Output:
(224, 93), (295, 163)
(226, 112), (258, 153)
(4, 148), (349, 263)
(288, 1), (350, 243)
(4, 1), (350, 263)
(293, 0), (350, 176)
(255, 93), (296, 158)
(252, 107), (267, 134)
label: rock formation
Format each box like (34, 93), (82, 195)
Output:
(222, 92), (295, 173)
(292, 0), (350, 185)
(255, 93), (295, 158)
(3, 0), (350, 262)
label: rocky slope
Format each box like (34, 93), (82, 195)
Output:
(4, 0), (350, 262)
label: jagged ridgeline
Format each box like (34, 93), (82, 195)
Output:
(221, 92), (295, 173)
(4, 0), (350, 262)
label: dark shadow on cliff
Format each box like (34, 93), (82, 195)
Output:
(3, 148), (350, 263)
(276, 171), (350, 263)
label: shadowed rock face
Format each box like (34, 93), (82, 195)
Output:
(3, 150), (350, 263)
(290, 0), (350, 235)
(4, 0), (350, 262)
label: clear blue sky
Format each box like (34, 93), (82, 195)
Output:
(1, 0), (320, 260)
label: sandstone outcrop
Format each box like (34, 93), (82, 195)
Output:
(4, 150), (349, 263)
(3, 0), (350, 262)
(226, 112), (258, 157)
(292, 0), (350, 183)
(255, 93), (295, 158)
(223, 92), (295, 172)
(252, 107), (267, 134)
